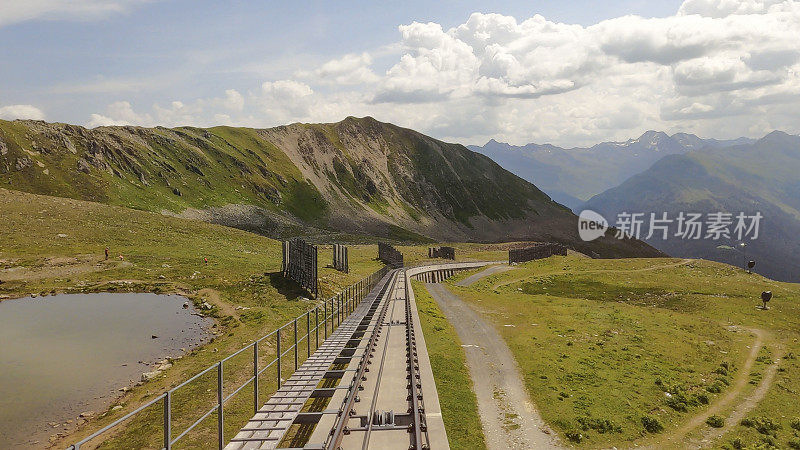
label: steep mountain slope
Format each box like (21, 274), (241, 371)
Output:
(0, 117), (658, 257)
(468, 132), (755, 209)
(584, 131), (800, 281)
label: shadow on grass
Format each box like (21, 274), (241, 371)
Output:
(265, 271), (309, 300)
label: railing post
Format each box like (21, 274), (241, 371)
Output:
(306, 311), (311, 357)
(217, 362), (224, 450)
(253, 341), (259, 414)
(164, 391), (171, 450)
(293, 319), (298, 371)
(324, 302), (328, 338)
(277, 331), (282, 388)
(315, 308), (319, 349)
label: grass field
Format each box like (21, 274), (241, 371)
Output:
(0, 188), (512, 448)
(413, 280), (486, 450)
(6, 187), (800, 449)
(0, 188), (384, 448)
(445, 255), (800, 449)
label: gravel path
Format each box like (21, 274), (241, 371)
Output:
(455, 264), (514, 287)
(640, 327), (779, 449)
(424, 283), (562, 449)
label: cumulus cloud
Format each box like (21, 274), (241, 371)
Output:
(254, 80), (317, 120)
(0, 104), (46, 120)
(0, 0), (154, 28)
(223, 89), (244, 111)
(311, 53), (379, 85)
(374, 0), (800, 143)
(83, 0), (800, 145)
(678, 0), (788, 17)
(261, 80), (313, 99)
(87, 101), (153, 127)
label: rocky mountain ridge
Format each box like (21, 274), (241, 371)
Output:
(469, 131), (756, 209)
(0, 117), (659, 258)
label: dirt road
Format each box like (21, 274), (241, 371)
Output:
(424, 283), (562, 449)
(636, 327), (779, 449)
(455, 264), (514, 287)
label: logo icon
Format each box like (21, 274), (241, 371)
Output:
(578, 209), (608, 241)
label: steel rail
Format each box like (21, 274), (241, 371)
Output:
(360, 273), (400, 449)
(404, 272), (427, 450)
(324, 270), (399, 450)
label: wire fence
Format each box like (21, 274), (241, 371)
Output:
(68, 265), (391, 450)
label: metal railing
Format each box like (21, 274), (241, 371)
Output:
(69, 265), (391, 450)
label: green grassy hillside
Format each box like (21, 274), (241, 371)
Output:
(0, 188), (385, 448)
(0, 120), (326, 222)
(0, 117), (660, 257)
(446, 255), (800, 449)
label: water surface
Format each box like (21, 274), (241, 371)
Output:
(0, 293), (211, 448)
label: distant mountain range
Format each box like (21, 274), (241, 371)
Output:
(0, 117), (658, 258)
(468, 132), (755, 210)
(585, 131), (800, 282)
(470, 129), (799, 282)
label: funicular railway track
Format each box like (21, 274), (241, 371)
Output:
(228, 261), (495, 449)
(324, 269), (429, 450)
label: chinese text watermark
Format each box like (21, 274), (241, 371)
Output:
(578, 210), (763, 242)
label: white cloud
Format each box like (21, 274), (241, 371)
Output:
(0, 104), (46, 120)
(678, 0), (789, 17)
(82, 0), (800, 146)
(310, 53), (379, 85)
(254, 80), (316, 121)
(0, 0), (155, 28)
(261, 80), (313, 99)
(680, 102), (715, 114)
(368, 1), (800, 143)
(223, 89), (244, 111)
(87, 101), (153, 127)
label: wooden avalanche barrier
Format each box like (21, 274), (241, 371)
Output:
(332, 243), (349, 273)
(377, 242), (404, 268)
(428, 246), (455, 260)
(282, 238), (319, 297)
(508, 243), (567, 264)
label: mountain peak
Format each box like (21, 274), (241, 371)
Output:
(481, 138), (513, 149)
(757, 130), (797, 147)
(671, 132), (700, 139)
(764, 130), (790, 138)
(638, 130), (669, 141)
(631, 130), (676, 151)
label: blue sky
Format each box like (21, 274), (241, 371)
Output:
(1, 0), (798, 146)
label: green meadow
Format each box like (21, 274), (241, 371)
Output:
(445, 256), (800, 449)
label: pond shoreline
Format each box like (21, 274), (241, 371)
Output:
(0, 292), (215, 449)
